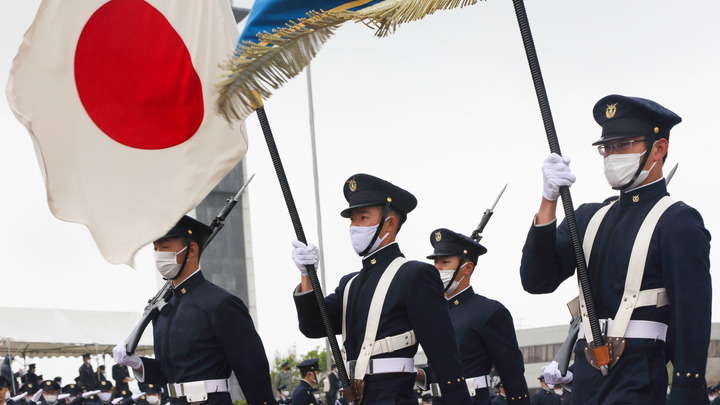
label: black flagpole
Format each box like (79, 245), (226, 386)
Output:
(510, 0), (610, 374)
(249, 91), (352, 389)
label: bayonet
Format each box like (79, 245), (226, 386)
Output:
(470, 184), (507, 242)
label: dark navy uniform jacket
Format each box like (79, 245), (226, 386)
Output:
(440, 287), (529, 405)
(140, 271), (277, 405)
(112, 365), (130, 393)
(294, 243), (471, 405)
(520, 180), (711, 405)
(291, 380), (317, 405)
(78, 365), (96, 391)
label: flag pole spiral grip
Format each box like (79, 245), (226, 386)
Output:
(251, 93), (352, 388)
(510, 0), (609, 373)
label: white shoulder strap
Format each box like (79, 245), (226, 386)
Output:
(350, 257), (407, 381)
(609, 196), (674, 337)
(341, 274), (359, 363)
(578, 202), (614, 343)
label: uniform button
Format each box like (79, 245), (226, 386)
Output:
(696, 374), (700, 378)
(457, 378), (461, 382)
(686, 373), (691, 377)
(676, 372), (680, 377)
(447, 381), (451, 385)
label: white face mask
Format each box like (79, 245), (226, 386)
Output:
(98, 393), (112, 402)
(603, 143), (657, 190)
(438, 263), (467, 295)
(43, 395), (58, 404)
(349, 219), (389, 256)
(154, 246), (187, 278)
(146, 395), (160, 405)
(5, 392), (11, 401)
(281, 390), (289, 397)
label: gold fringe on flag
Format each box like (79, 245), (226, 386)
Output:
(216, 0), (481, 121)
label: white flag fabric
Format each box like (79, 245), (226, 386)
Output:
(7, 0), (246, 266)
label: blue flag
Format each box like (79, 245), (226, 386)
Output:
(217, 0), (479, 120)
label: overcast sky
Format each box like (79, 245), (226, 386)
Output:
(2, 0), (719, 384)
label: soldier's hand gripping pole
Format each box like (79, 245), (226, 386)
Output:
(470, 184), (507, 242)
(125, 174), (255, 355)
(248, 92), (352, 393)
(511, 0), (610, 375)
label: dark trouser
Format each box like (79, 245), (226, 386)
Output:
(571, 338), (667, 405)
(362, 373), (417, 405)
(168, 392), (232, 405)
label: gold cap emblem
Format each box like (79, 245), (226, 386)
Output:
(606, 102), (618, 119)
(632, 195), (640, 203)
(654, 127), (659, 134)
(370, 258), (376, 265)
(348, 178), (357, 192)
(435, 231), (442, 242)
(181, 288), (187, 294)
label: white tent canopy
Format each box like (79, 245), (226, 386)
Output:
(1, 307), (154, 358)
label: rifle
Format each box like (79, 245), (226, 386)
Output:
(124, 174), (255, 355)
(470, 184), (507, 242)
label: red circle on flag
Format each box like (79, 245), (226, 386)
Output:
(74, 0), (204, 150)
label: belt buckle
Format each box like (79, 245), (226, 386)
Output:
(368, 359), (373, 375)
(167, 384), (177, 399)
(181, 381), (207, 404)
(348, 361), (356, 379)
(430, 383), (441, 397)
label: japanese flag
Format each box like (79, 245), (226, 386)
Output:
(7, 0), (246, 266)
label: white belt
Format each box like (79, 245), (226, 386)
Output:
(167, 379), (229, 402)
(430, 375), (490, 397)
(346, 357), (415, 377)
(578, 320), (667, 341)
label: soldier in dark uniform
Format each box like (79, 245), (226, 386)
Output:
(276, 386), (290, 405)
(37, 380), (62, 405)
(111, 364), (130, 394)
(421, 229), (529, 405)
(324, 365), (338, 405)
(23, 367), (37, 388)
(490, 382), (507, 405)
(78, 356), (96, 391)
(529, 378), (560, 405)
(519, 95), (711, 404)
(61, 384), (82, 405)
(292, 359), (320, 405)
(1, 376), (11, 405)
(83, 381), (112, 405)
(141, 384), (162, 405)
(11, 382), (39, 405)
(291, 174), (471, 405)
(113, 215), (277, 405)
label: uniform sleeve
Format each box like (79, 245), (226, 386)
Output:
(481, 308), (530, 404)
(137, 358), (166, 386)
(405, 264), (471, 405)
(663, 205), (712, 404)
(293, 274), (355, 338)
(519, 218), (576, 294)
(211, 295), (278, 405)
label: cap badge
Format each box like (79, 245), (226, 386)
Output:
(348, 178), (357, 192)
(370, 258), (376, 265)
(632, 195), (640, 203)
(606, 102), (618, 119)
(181, 288), (187, 294)
(454, 300), (459, 305)
(435, 231), (442, 242)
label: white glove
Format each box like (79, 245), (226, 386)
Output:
(113, 341), (143, 369)
(11, 393), (28, 402)
(291, 240), (319, 277)
(542, 153), (576, 201)
(82, 390), (101, 399)
(111, 398), (124, 404)
(132, 393), (146, 401)
(58, 394), (70, 401)
(31, 389), (43, 403)
(541, 360), (573, 385)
